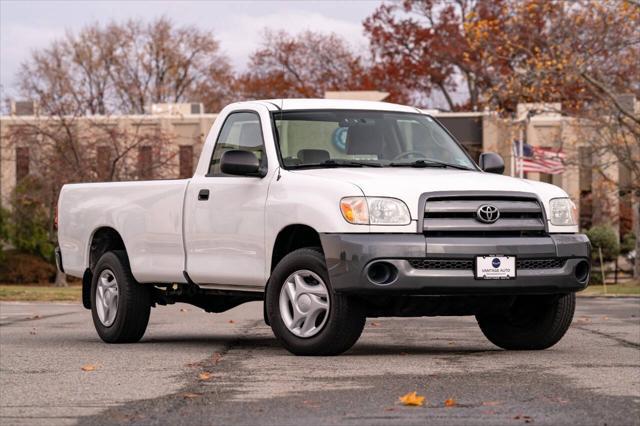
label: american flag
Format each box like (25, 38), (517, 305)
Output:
(512, 141), (565, 175)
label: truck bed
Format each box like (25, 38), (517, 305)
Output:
(58, 180), (189, 283)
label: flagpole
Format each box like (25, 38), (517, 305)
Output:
(518, 127), (524, 179)
(510, 143), (515, 177)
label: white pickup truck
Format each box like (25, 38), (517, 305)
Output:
(57, 99), (590, 355)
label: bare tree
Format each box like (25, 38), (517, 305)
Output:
(18, 17), (234, 116)
(4, 115), (178, 286)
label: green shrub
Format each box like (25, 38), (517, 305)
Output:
(0, 207), (8, 242)
(0, 250), (56, 284)
(589, 272), (603, 285)
(0, 207), (9, 262)
(620, 232), (636, 255)
(6, 177), (55, 261)
(586, 225), (620, 262)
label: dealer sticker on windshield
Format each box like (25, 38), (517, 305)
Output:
(475, 255), (516, 280)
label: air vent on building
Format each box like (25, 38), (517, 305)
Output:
(190, 103), (203, 114)
(149, 103), (204, 116)
(8, 100), (39, 116)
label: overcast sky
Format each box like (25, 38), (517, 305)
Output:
(0, 0), (380, 99)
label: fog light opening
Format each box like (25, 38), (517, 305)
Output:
(575, 260), (590, 284)
(367, 262), (398, 286)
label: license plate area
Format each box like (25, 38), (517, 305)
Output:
(475, 255), (516, 280)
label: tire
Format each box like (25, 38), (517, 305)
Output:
(91, 250), (151, 343)
(476, 293), (576, 350)
(266, 248), (365, 356)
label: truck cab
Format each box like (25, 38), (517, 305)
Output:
(57, 99), (590, 355)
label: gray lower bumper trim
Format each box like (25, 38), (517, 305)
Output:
(320, 233), (590, 295)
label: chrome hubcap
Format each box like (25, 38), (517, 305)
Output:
(279, 270), (330, 338)
(96, 269), (119, 327)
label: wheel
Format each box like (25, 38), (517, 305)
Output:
(476, 293), (576, 350)
(91, 250), (151, 343)
(266, 248), (365, 356)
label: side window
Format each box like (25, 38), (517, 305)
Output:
(208, 112), (266, 176)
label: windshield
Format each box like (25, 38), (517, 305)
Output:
(273, 110), (476, 170)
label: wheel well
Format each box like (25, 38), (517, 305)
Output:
(89, 227), (126, 272)
(270, 224), (322, 272)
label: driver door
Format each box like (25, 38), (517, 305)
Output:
(184, 111), (270, 290)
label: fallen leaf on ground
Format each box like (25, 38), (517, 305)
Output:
(81, 364), (97, 372)
(182, 392), (202, 399)
(228, 320), (235, 324)
(399, 391), (425, 407)
(370, 322), (381, 327)
(211, 352), (223, 364)
(444, 398), (456, 407)
(384, 407), (396, 412)
(29, 315), (41, 319)
(198, 372), (213, 381)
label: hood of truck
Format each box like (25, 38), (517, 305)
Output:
(292, 167), (568, 220)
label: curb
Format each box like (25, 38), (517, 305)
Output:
(577, 294), (640, 299)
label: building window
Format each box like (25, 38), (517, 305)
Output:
(96, 146), (112, 181)
(179, 145), (194, 179)
(16, 147), (29, 182)
(138, 146), (153, 180)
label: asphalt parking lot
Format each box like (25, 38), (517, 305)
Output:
(1, 297), (638, 426)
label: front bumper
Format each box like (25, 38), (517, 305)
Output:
(320, 233), (591, 295)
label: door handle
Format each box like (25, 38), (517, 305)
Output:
(198, 189), (210, 201)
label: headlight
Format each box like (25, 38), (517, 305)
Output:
(340, 197), (411, 225)
(549, 198), (577, 226)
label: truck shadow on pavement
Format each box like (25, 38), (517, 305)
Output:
(126, 334), (502, 356)
(348, 343), (501, 356)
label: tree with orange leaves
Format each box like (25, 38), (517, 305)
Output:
(364, 0), (639, 113)
(237, 30), (375, 99)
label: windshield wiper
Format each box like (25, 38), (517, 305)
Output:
(389, 159), (472, 170)
(290, 159), (383, 169)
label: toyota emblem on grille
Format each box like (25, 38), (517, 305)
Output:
(476, 204), (500, 223)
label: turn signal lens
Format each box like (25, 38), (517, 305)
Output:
(340, 197), (369, 224)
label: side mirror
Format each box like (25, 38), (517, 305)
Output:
(220, 150), (265, 177)
(479, 152), (505, 174)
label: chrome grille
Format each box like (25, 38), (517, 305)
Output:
(408, 258), (566, 270)
(423, 195), (545, 236)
